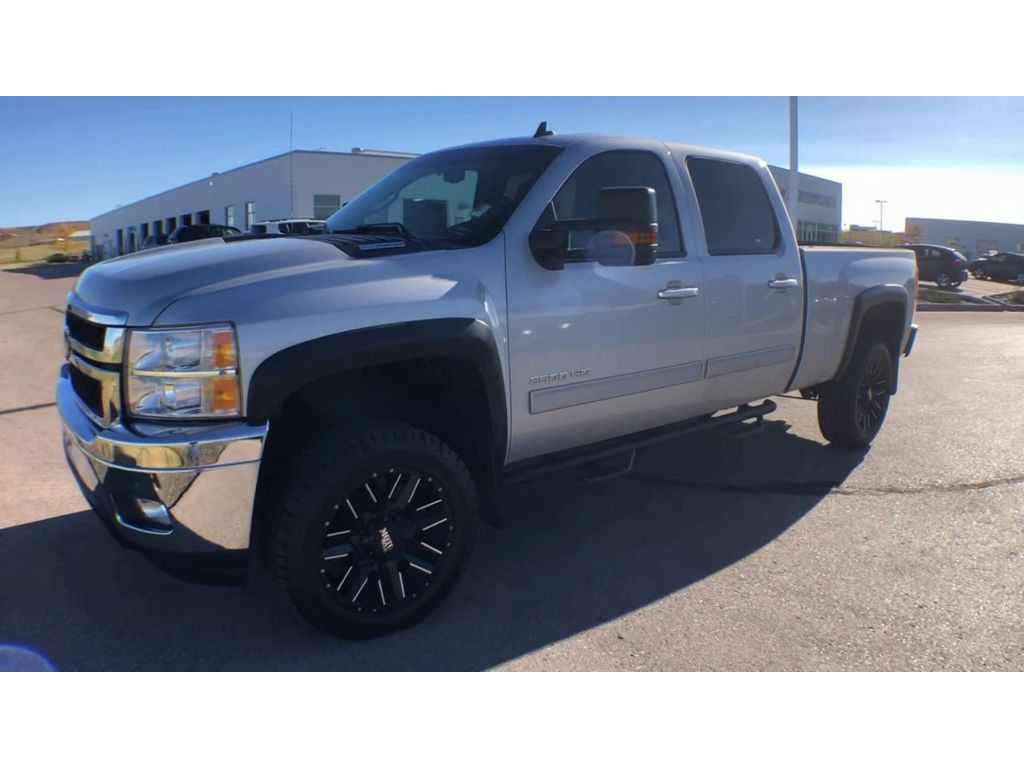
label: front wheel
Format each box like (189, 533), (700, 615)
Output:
(935, 272), (952, 288)
(974, 267), (987, 279)
(272, 422), (478, 638)
(817, 342), (893, 448)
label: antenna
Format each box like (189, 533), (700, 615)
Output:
(533, 121), (554, 138)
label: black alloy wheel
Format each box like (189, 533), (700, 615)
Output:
(272, 422), (477, 638)
(817, 341), (893, 448)
(319, 468), (453, 614)
(854, 353), (890, 435)
(935, 272), (951, 288)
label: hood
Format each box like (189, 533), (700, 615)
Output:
(73, 237), (358, 324)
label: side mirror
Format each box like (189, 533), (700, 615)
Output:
(529, 187), (659, 270)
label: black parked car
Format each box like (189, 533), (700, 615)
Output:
(167, 224), (242, 244)
(969, 252), (1024, 284)
(139, 233), (169, 250)
(906, 244), (970, 288)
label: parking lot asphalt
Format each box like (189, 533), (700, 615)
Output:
(0, 263), (1021, 671)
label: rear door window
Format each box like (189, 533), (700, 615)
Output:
(686, 157), (780, 255)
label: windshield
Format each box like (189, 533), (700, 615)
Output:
(325, 144), (562, 249)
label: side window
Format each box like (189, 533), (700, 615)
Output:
(686, 157), (780, 255)
(551, 150), (683, 256)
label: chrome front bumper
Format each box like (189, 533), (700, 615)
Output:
(58, 365), (268, 557)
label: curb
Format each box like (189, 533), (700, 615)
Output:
(916, 303), (1004, 312)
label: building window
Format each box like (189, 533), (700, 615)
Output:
(140, 222), (149, 239)
(197, 210), (211, 225)
(165, 217), (176, 232)
(314, 194), (342, 220)
(116, 229), (124, 255)
(182, 213), (193, 227)
(225, 206), (235, 227)
(245, 201), (255, 229)
(154, 220), (163, 236)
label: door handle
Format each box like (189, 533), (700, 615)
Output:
(768, 277), (799, 290)
(657, 286), (701, 300)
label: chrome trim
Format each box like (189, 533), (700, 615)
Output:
(657, 286), (701, 300)
(59, 370), (266, 553)
(705, 345), (795, 379)
(529, 360), (703, 414)
(65, 291), (128, 326)
(128, 367), (237, 379)
(67, 351), (122, 426)
(66, 324), (126, 365)
(768, 277), (799, 290)
(59, 368), (265, 471)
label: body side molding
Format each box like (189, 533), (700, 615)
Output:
(528, 360), (703, 414)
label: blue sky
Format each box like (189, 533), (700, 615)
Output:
(1, 97), (1023, 229)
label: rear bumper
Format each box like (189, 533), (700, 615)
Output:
(58, 365), (267, 560)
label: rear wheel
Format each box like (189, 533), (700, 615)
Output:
(974, 266), (987, 279)
(272, 422), (478, 638)
(935, 272), (951, 288)
(817, 341), (893, 448)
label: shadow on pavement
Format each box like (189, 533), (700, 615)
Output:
(4, 262), (88, 280)
(0, 418), (866, 671)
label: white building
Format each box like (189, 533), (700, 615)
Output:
(89, 149), (414, 258)
(768, 166), (842, 244)
(905, 217), (1024, 260)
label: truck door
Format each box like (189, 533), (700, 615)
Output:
(504, 145), (707, 464)
(680, 156), (804, 410)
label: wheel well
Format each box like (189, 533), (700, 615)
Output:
(250, 357), (499, 563)
(857, 302), (905, 364)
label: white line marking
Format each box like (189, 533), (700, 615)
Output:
(335, 565), (353, 592)
(408, 561), (433, 576)
(398, 571), (406, 599)
(408, 476), (421, 502)
(420, 541), (443, 556)
(326, 530), (351, 538)
(415, 498), (442, 512)
(364, 484), (378, 504)
(421, 517), (448, 532)
(345, 499), (358, 519)
(377, 579), (386, 606)
(352, 578), (369, 602)
(388, 473), (402, 499)
(323, 552), (350, 561)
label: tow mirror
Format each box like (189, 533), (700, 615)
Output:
(529, 187), (659, 270)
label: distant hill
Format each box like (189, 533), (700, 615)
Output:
(0, 220), (90, 265)
(0, 221), (89, 247)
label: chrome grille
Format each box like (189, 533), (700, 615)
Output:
(64, 296), (126, 426)
(65, 310), (106, 351)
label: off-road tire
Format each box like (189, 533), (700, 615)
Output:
(817, 341), (893, 448)
(272, 422), (478, 638)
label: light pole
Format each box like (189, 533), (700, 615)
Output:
(874, 200), (887, 246)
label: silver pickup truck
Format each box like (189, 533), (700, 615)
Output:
(59, 131), (918, 637)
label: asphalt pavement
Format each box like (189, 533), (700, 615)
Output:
(0, 263), (1021, 670)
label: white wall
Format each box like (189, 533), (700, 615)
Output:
(90, 151), (411, 257)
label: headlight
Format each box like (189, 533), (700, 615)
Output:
(126, 325), (241, 418)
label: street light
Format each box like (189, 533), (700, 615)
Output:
(874, 199), (887, 232)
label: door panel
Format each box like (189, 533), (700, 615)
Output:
(503, 142), (707, 464)
(679, 156), (804, 410)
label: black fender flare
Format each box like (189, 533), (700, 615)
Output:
(834, 285), (910, 392)
(245, 317), (508, 469)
